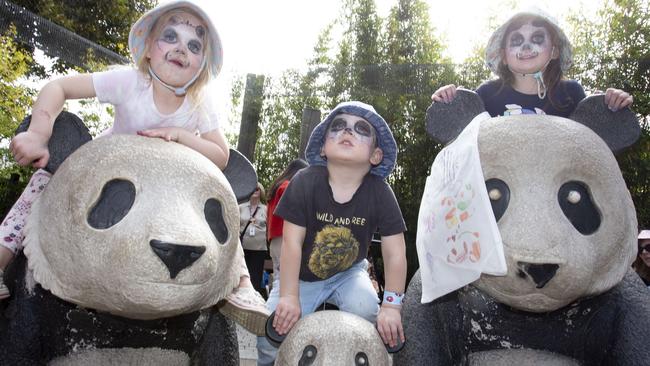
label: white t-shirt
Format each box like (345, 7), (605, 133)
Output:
(92, 68), (219, 136)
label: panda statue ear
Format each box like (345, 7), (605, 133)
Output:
(569, 94), (640, 154)
(16, 111), (92, 174)
(425, 88), (486, 145)
(223, 149), (258, 204)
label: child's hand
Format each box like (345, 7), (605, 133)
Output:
(377, 305), (405, 348)
(273, 295), (301, 335)
(604, 88), (633, 112)
(138, 127), (188, 142)
(431, 84), (458, 103)
(9, 130), (50, 168)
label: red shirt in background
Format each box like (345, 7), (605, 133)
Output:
(266, 180), (290, 241)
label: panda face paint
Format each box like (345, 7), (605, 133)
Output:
(504, 22), (554, 75)
(147, 13), (206, 88)
(327, 116), (376, 145)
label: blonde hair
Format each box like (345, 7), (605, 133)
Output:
(136, 7), (215, 105)
(256, 182), (266, 203)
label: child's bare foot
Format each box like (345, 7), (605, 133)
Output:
(218, 286), (270, 336)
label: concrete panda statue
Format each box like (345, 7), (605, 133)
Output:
(394, 90), (650, 365)
(0, 112), (257, 365)
(273, 311), (391, 366)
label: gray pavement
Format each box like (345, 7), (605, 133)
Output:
(237, 323), (258, 365)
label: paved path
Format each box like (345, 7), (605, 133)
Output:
(237, 324), (258, 365)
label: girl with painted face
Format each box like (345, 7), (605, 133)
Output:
(432, 8), (633, 117)
(2, 0), (270, 335)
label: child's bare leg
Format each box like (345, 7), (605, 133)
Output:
(239, 274), (254, 288)
(0, 246), (15, 270)
(0, 169), (52, 299)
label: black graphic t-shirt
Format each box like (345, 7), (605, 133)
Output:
(275, 166), (406, 282)
(476, 79), (586, 118)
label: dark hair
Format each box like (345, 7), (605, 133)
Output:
(268, 159), (308, 200)
(496, 15), (569, 112)
(635, 231), (650, 283)
(633, 256), (650, 284)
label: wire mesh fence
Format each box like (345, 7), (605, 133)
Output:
(0, 0), (128, 70)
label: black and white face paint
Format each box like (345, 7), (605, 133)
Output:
(505, 22), (552, 63)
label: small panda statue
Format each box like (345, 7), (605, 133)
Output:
(394, 91), (650, 365)
(0, 112), (257, 365)
(273, 310), (391, 366)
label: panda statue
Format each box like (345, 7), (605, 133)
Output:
(271, 310), (391, 366)
(394, 90), (650, 365)
(0, 112), (257, 365)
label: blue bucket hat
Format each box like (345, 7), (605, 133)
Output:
(129, 0), (223, 77)
(305, 101), (397, 179)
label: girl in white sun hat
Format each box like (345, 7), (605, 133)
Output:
(3, 0), (269, 335)
(432, 7), (633, 118)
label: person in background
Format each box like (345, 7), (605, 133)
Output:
(633, 230), (650, 287)
(239, 183), (268, 297)
(266, 159), (308, 277)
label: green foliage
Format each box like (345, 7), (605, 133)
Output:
(0, 26), (34, 144)
(241, 0), (650, 281)
(0, 25), (37, 199)
(0, 1), (152, 209)
(11, 0), (155, 74)
(245, 0), (459, 280)
(569, 0), (650, 228)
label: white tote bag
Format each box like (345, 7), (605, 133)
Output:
(417, 112), (507, 303)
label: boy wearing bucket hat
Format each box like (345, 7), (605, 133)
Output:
(256, 101), (407, 364)
(432, 7), (633, 117)
(2, 0), (270, 335)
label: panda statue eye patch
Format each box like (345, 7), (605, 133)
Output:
(87, 179), (136, 229)
(355, 352), (369, 365)
(558, 181), (601, 235)
(204, 198), (229, 243)
(485, 178), (510, 222)
(299, 345), (317, 365)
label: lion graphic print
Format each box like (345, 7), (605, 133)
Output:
(309, 225), (360, 279)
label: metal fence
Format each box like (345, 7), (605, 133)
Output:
(0, 0), (128, 69)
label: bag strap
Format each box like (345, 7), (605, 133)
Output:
(240, 205), (260, 237)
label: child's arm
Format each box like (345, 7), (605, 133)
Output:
(431, 84), (458, 103)
(273, 221), (305, 335)
(377, 232), (407, 347)
(137, 128), (230, 170)
(10, 74), (95, 168)
(604, 88), (633, 112)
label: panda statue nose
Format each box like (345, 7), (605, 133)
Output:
(516, 262), (560, 289)
(150, 239), (206, 279)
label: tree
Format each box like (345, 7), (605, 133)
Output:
(0, 26), (37, 216)
(568, 0), (650, 227)
(0, 0), (155, 212)
(7, 0), (155, 75)
(379, 0), (457, 279)
(246, 0), (457, 280)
